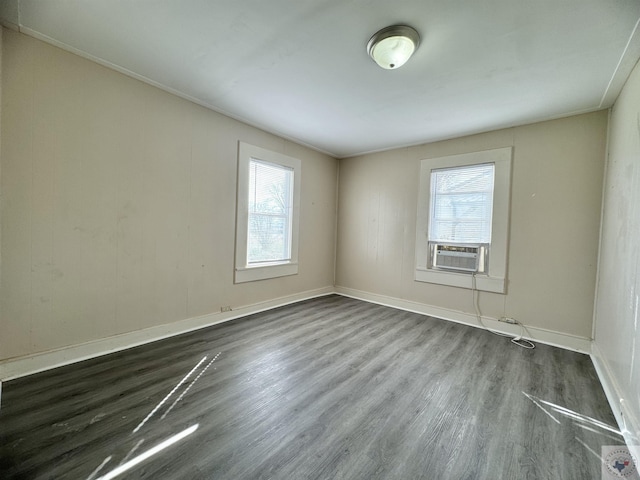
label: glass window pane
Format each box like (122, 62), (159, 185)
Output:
(248, 160), (293, 263)
(429, 163), (494, 243)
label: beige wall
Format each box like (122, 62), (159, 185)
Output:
(0, 26), (614, 366)
(336, 111), (607, 339)
(594, 58), (640, 445)
(0, 30), (338, 360)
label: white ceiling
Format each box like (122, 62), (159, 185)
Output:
(2, 0), (640, 158)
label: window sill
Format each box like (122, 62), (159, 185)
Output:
(235, 262), (299, 283)
(415, 267), (506, 293)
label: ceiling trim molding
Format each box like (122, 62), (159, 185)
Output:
(4, 1), (639, 158)
(16, 25), (338, 159)
(599, 16), (640, 108)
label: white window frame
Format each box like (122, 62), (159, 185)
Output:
(415, 147), (512, 293)
(235, 142), (301, 283)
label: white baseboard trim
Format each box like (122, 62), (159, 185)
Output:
(5, 283), (634, 461)
(0, 285), (595, 382)
(0, 286), (334, 381)
(591, 341), (640, 461)
(334, 286), (592, 354)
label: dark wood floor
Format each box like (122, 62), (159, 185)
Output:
(0, 295), (624, 479)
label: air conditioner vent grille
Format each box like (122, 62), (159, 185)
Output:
(429, 243), (489, 274)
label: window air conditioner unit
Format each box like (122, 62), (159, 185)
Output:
(429, 243), (488, 274)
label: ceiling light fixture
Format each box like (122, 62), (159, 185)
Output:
(367, 25), (420, 70)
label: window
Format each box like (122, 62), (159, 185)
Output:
(427, 163), (494, 274)
(429, 163), (494, 244)
(415, 147), (512, 293)
(248, 160), (293, 264)
(235, 142), (301, 283)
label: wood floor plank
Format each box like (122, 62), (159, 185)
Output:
(0, 295), (625, 479)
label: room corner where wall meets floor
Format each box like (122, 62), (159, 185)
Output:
(0, 287), (335, 381)
(334, 287), (593, 354)
(0, 287), (594, 382)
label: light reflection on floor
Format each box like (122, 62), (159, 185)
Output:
(84, 352), (221, 479)
(94, 424), (199, 480)
(133, 355), (209, 434)
(523, 391), (639, 479)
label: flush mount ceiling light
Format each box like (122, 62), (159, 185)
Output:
(367, 25), (420, 70)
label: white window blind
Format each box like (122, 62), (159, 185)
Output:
(248, 159), (293, 264)
(429, 163), (495, 243)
